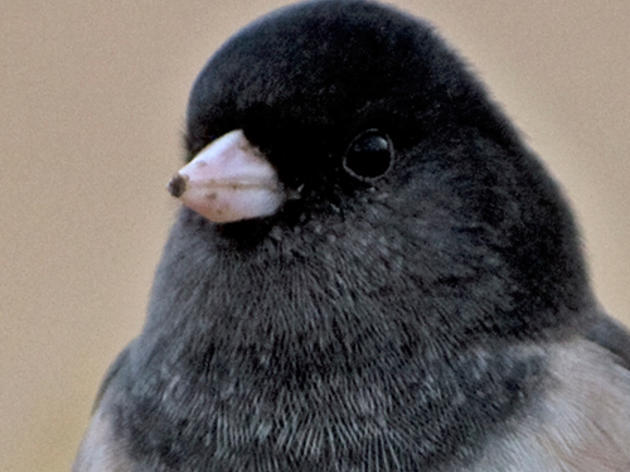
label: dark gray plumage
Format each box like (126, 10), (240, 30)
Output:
(74, 1), (630, 471)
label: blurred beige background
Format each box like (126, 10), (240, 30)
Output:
(1, 1), (628, 470)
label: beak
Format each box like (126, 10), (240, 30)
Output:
(167, 129), (285, 223)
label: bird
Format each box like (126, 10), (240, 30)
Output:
(74, 1), (630, 470)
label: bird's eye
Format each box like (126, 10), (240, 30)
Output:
(342, 129), (393, 181)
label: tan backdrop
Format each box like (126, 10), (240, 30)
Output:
(2, 1), (628, 470)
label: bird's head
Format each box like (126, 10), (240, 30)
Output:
(174, 1), (508, 227)
(161, 0), (591, 344)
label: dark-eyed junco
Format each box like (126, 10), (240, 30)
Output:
(75, 1), (630, 470)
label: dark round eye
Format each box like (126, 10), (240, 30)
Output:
(342, 129), (394, 181)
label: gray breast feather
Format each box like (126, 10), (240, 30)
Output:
(470, 338), (630, 472)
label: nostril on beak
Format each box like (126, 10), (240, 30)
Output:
(167, 173), (187, 198)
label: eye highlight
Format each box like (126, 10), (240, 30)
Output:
(343, 129), (394, 181)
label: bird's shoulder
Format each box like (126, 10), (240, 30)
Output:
(468, 336), (630, 472)
(73, 399), (137, 472)
(74, 342), (139, 472)
(583, 311), (630, 368)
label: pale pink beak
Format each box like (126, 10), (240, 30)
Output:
(167, 130), (286, 223)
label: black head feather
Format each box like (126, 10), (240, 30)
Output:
(183, 0), (589, 332)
